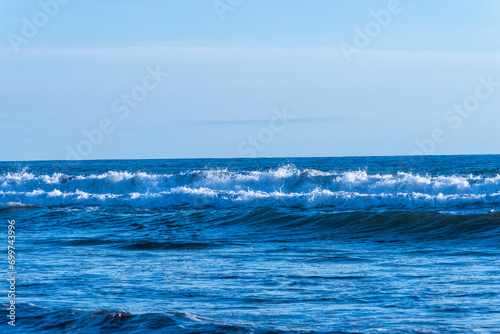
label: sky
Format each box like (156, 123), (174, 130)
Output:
(1, 0), (500, 161)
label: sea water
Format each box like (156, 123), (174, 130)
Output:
(1, 156), (499, 333)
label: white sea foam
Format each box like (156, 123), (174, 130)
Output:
(1, 165), (499, 210)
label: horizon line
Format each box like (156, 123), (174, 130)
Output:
(1, 153), (498, 163)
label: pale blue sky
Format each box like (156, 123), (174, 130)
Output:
(1, 0), (500, 160)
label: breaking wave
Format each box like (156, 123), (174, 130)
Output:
(1, 165), (499, 211)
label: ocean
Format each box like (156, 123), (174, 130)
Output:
(1, 156), (500, 333)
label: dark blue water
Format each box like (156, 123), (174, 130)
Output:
(1, 156), (500, 333)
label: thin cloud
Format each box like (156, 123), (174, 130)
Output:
(188, 116), (345, 126)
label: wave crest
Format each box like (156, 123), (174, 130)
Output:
(1, 165), (499, 211)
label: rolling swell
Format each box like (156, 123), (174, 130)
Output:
(1, 165), (500, 212)
(210, 209), (500, 241)
(26, 209), (500, 249)
(9, 304), (254, 334)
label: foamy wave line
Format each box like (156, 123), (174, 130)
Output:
(1, 187), (499, 210)
(1, 166), (500, 209)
